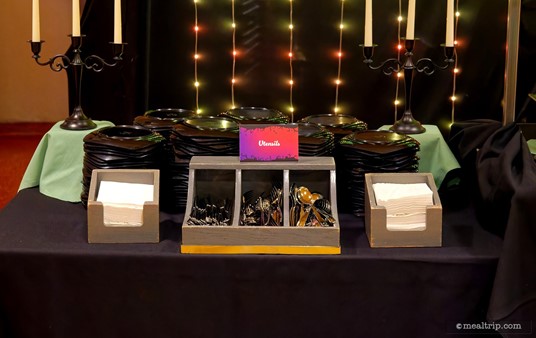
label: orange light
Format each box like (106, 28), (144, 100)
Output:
(194, 26), (199, 32)
(288, 52), (293, 58)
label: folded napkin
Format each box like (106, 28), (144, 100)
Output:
(372, 183), (433, 231)
(97, 181), (154, 227)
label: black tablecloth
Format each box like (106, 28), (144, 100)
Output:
(0, 188), (503, 338)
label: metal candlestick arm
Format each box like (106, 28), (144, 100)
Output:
(362, 39), (455, 134)
(29, 36), (126, 130)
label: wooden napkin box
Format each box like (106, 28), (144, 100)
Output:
(87, 169), (160, 243)
(364, 172), (442, 248)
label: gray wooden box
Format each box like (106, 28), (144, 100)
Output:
(87, 169), (160, 243)
(181, 156), (340, 254)
(364, 172), (442, 248)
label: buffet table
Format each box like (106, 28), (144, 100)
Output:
(0, 187), (502, 338)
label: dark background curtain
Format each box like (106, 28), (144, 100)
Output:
(70, 0), (536, 135)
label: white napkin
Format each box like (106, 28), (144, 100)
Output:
(372, 183), (433, 231)
(97, 181), (154, 227)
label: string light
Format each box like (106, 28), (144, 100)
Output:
(230, 0), (237, 109)
(333, 0), (345, 114)
(450, 0), (460, 125)
(193, 0), (200, 113)
(393, 0), (403, 123)
(288, 0), (294, 121)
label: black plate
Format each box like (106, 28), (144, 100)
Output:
(300, 114), (358, 127)
(99, 125), (154, 139)
(183, 117), (239, 131)
(222, 107), (287, 120)
(347, 130), (409, 145)
(144, 108), (195, 120)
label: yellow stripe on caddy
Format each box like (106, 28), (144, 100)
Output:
(181, 245), (341, 255)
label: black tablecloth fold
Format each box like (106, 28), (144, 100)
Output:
(475, 123), (536, 331)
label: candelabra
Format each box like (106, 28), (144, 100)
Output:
(29, 36), (126, 130)
(363, 39), (455, 134)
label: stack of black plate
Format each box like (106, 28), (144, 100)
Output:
(296, 123), (335, 156)
(169, 116), (240, 211)
(219, 107), (289, 124)
(298, 114), (368, 212)
(81, 125), (166, 206)
(134, 108), (196, 212)
(338, 130), (420, 216)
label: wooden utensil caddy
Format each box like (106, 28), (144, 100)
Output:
(181, 156), (340, 254)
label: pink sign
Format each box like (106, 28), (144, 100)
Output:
(239, 124), (299, 161)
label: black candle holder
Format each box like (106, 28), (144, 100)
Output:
(362, 39), (455, 134)
(29, 35), (126, 130)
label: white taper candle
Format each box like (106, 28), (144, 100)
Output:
(32, 0), (40, 42)
(446, 0), (454, 47)
(364, 0), (373, 46)
(72, 0), (81, 37)
(114, 0), (122, 43)
(406, 0), (416, 40)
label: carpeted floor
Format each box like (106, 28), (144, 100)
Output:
(0, 123), (53, 210)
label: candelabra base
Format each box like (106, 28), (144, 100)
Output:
(60, 106), (97, 131)
(390, 113), (426, 134)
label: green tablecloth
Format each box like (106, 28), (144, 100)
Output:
(19, 120), (114, 202)
(528, 139), (536, 155)
(380, 125), (460, 188)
